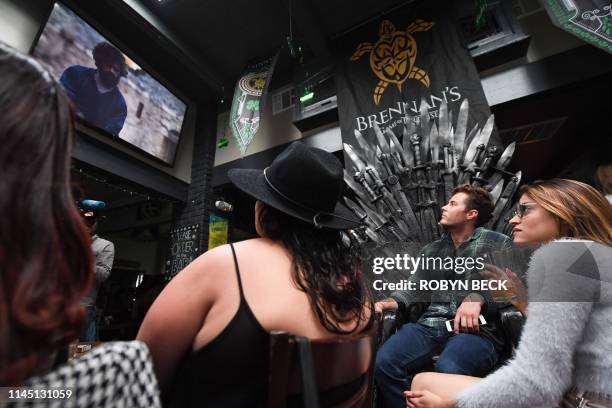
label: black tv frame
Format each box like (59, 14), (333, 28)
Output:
(29, 0), (189, 167)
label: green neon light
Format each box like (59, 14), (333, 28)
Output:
(300, 91), (314, 103)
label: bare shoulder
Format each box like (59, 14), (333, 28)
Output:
(191, 243), (234, 267)
(231, 237), (287, 255)
(167, 244), (235, 291)
(172, 239), (277, 284)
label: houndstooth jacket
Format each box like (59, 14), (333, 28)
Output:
(10, 341), (161, 408)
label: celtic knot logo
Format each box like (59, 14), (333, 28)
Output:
(350, 19), (435, 105)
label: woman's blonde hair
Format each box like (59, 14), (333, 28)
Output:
(519, 179), (612, 246)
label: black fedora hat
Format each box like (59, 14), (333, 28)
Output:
(228, 142), (360, 230)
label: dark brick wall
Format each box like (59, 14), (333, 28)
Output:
(169, 102), (217, 261)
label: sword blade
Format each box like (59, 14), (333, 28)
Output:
(344, 143), (366, 173)
(495, 141), (516, 170)
(489, 178), (504, 205)
(344, 197), (367, 220)
(419, 97), (431, 142)
(387, 129), (409, 167)
(420, 124), (431, 164)
(356, 196), (388, 227)
(477, 114), (495, 150)
(447, 108), (454, 140)
(402, 125), (416, 168)
(392, 218), (411, 240)
(438, 101), (450, 141)
(364, 226), (384, 245)
(354, 129), (377, 166)
(375, 146), (385, 175)
(389, 184), (422, 240)
(373, 122), (390, 155)
(487, 142), (517, 188)
(344, 170), (372, 204)
(488, 171), (522, 229)
(441, 172), (454, 207)
(425, 206), (441, 241)
(403, 119), (417, 146)
(388, 138), (404, 169)
(463, 114), (493, 166)
(453, 99), (469, 162)
(429, 125), (440, 164)
(461, 123), (480, 164)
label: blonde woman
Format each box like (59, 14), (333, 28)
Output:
(405, 179), (612, 408)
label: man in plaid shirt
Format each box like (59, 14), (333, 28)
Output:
(374, 185), (514, 408)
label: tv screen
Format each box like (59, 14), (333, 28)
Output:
(31, 2), (187, 165)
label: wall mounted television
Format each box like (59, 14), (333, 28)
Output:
(31, 2), (187, 166)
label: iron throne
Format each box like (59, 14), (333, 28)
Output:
(343, 99), (521, 248)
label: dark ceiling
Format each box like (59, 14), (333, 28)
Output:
(134, 0), (412, 97)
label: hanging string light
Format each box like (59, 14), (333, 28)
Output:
(71, 165), (180, 204)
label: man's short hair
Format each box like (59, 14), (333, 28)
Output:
(92, 42), (127, 77)
(451, 184), (494, 227)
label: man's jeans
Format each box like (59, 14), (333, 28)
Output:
(81, 305), (97, 342)
(375, 323), (498, 408)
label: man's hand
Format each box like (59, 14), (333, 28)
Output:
(453, 294), (484, 334)
(375, 299), (399, 314)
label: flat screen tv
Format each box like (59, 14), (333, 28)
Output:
(31, 2), (187, 166)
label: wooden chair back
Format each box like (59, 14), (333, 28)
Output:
(267, 318), (380, 408)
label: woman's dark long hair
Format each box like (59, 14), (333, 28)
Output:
(0, 44), (93, 385)
(258, 203), (372, 334)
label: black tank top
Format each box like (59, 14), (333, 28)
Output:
(166, 243), (269, 408)
(166, 244), (374, 407)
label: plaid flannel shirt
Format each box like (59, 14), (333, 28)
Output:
(390, 227), (514, 330)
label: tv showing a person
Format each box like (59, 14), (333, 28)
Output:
(31, 3), (187, 165)
(60, 42), (128, 136)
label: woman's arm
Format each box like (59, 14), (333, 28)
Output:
(456, 242), (598, 408)
(402, 302), (592, 408)
(136, 247), (225, 391)
(456, 302), (591, 408)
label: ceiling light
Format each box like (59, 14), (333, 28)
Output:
(300, 91), (314, 103)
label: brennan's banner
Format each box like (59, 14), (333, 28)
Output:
(542, 0), (612, 54)
(333, 0), (501, 150)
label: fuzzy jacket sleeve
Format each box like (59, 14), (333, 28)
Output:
(456, 241), (597, 408)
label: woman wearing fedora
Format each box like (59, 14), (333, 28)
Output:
(137, 142), (374, 407)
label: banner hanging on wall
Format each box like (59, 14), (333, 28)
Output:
(208, 215), (229, 250)
(542, 0), (612, 54)
(229, 53), (279, 156)
(333, 0), (500, 150)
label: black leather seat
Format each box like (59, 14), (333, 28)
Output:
(380, 301), (525, 359)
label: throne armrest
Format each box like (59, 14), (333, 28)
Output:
(379, 302), (428, 345)
(499, 304), (525, 350)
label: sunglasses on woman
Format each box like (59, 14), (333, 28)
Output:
(512, 202), (537, 219)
